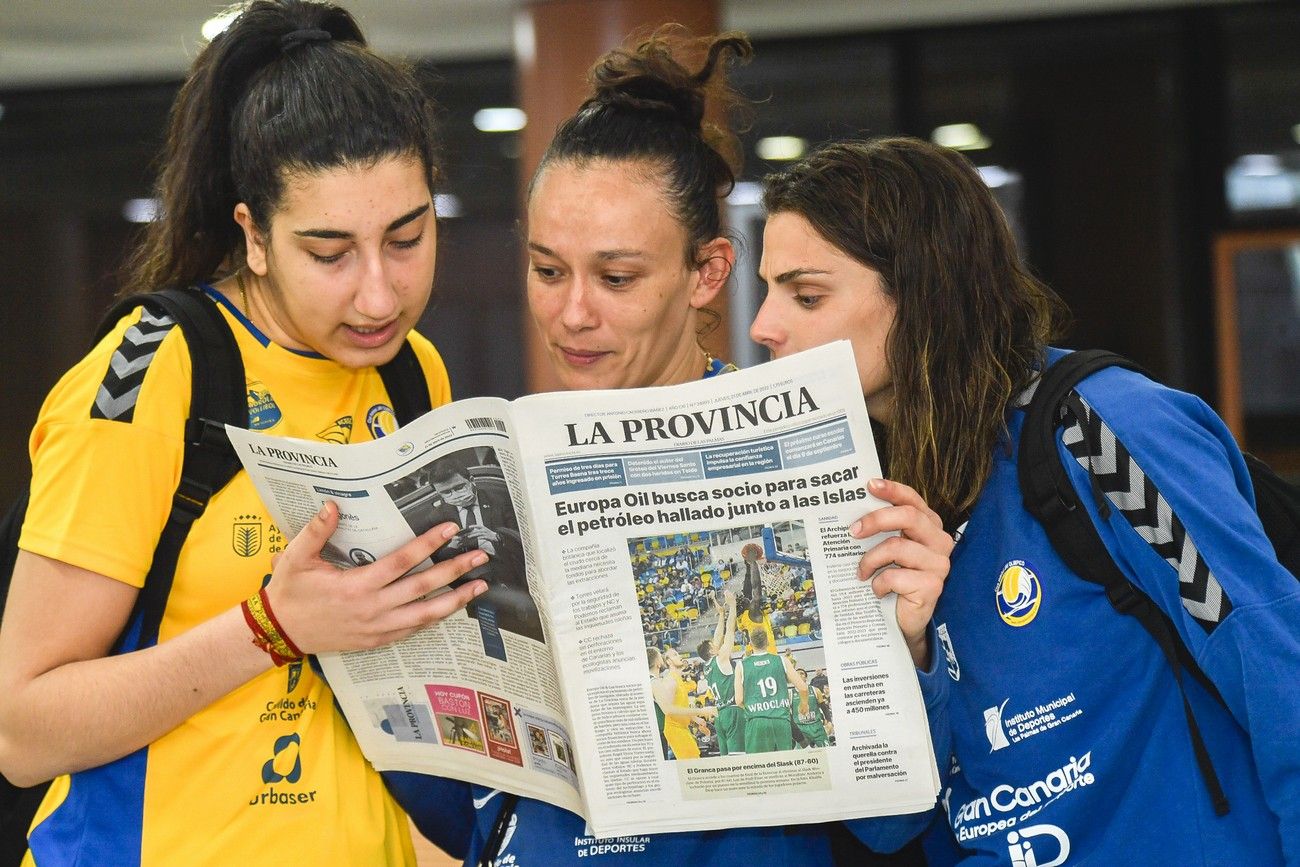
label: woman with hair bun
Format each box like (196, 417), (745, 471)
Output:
(0, 1), (488, 863)
(415, 30), (943, 867)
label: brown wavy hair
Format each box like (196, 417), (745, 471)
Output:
(762, 138), (1067, 528)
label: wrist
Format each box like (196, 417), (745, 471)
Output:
(906, 630), (931, 670)
(241, 588), (304, 666)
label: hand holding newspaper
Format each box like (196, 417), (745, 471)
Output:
(227, 341), (940, 837)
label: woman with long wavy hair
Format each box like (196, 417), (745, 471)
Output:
(751, 136), (1299, 865)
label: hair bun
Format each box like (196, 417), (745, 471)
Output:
(593, 71), (704, 129)
(588, 30), (751, 134)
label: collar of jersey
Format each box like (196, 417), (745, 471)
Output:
(201, 282), (327, 359)
(703, 357), (737, 378)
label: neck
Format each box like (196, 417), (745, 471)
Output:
(655, 318), (709, 386)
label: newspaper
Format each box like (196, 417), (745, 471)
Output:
(226, 341), (940, 838)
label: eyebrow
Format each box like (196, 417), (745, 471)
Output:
(527, 242), (646, 261)
(294, 202), (430, 240)
(771, 267), (833, 284)
(596, 249), (647, 261)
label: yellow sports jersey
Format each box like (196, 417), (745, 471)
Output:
(738, 610), (777, 655)
(19, 288), (450, 866)
(660, 673), (700, 760)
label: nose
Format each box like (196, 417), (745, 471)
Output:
(354, 253), (399, 321)
(749, 293), (784, 351)
(559, 277), (598, 332)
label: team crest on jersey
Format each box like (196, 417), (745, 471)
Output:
(232, 516), (263, 557)
(316, 415), (353, 444)
(366, 403), (397, 439)
(996, 559), (1042, 627)
(246, 380), (282, 430)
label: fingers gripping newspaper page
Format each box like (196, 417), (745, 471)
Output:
(227, 396), (583, 814)
(226, 341), (939, 837)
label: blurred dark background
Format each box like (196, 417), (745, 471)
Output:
(3, 0), (1298, 508)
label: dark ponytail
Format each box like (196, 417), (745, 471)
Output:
(532, 28), (752, 268)
(122, 0), (440, 297)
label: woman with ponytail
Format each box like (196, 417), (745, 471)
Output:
(425, 30), (942, 867)
(0, 2), (487, 863)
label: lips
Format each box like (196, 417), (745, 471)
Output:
(557, 346), (610, 366)
(344, 319), (400, 348)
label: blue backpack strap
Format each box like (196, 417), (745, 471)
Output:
(1018, 349), (1230, 816)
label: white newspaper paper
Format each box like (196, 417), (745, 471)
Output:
(226, 341), (940, 837)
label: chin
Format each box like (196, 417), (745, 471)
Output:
(555, 373), (601, 392)
(551, 361), (610, 392)
(333, 341), (405, 370)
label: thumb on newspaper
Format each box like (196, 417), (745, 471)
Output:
(287, 500), (340, 564)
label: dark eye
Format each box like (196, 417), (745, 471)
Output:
(391, 232), (425, 251)
(794, 293), (822, 309)
(531, 265), (561, 280)
(603, 273), (634, 288)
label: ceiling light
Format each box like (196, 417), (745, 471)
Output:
(473, 108), (526, 133)
(727, 181), (763, 207)
(1237, 154), (1284, 178)
(201, 9), (242, 41)
(977, 165), (1020, 189)
(932, 123), (991, 151)
(122, 198), (161, 223)
(756, 136), (806, 161)
(435, 193), (462, 219)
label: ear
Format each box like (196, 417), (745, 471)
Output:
(689, 237), (735, 309)
(233, 203), (269, 277)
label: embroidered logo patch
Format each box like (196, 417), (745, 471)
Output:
(316, 415), (353, 444)
(366, 403), (397, 439)
(995, 559), (1042, 627)
(247, 380), (282, 430)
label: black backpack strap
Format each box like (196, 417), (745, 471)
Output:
(1019, 349), (1230, 816)
(100, 288), (247, 651)
(1242, 452), (1300, 576)
(378, 338), (432, 425)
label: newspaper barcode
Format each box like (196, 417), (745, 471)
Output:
(467, 417), (506, 432)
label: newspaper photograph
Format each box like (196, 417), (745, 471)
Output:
(225, 340), (940, 837)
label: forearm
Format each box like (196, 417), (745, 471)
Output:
(0, 606), (269, 785)
(660, 701), (704, 719)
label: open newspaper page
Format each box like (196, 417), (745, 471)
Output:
(225, 396), (583, 814)
(510, 341), (940, 838)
